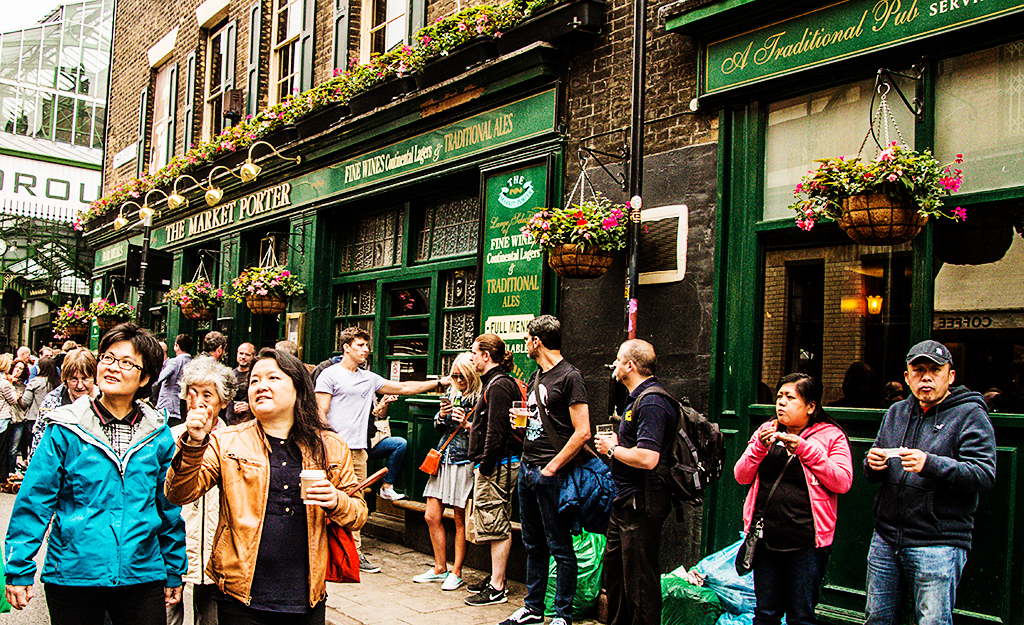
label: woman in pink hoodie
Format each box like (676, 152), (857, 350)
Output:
(735, 373), (852, 625)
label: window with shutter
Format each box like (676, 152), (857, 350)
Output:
(331, 0), (350, 74)
(358, 0), (423, 64)
(184, 50), (197, 151)
(270, 0), (303, 104)
(135, 86), (148, 178)
(150, 62), (177, 173)
(203, 20), (236, 140)
(246, 1), (262, 116)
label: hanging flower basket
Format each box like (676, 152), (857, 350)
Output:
(63, 323), (89, 340)
(246, 294), (288, 315)
(836, 194), (929, 246)
(179, 301), (216, 320)
(53, 302), (94, 341)
(90, 300), (134, 334)
(934, 215), (1016, 266)
(547, 244), (615, 278)
(96, 316), (130, 333)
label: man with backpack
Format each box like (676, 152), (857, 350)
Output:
(594, 339), (677, 625)
(465, 332), (524, 607)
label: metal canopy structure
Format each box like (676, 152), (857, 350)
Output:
(0, 212), (92, 297)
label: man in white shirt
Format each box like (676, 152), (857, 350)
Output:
(315, 326), (450, 573)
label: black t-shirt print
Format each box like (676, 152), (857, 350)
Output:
(523, 359), (590, 466)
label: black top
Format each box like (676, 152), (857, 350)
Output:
(468, 367), (523, 475)
(753, 443), (815, 551)
(523, 359), (589, 467)
(225, 368), (251, 425)
(612, 378), (675, 499)
(247, 434), (310, 613)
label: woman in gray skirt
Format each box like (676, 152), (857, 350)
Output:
(413, 352), (481, 591)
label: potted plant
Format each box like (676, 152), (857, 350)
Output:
(788, 143), (966, 245)
(230, 266), (307, 315)
(90, 299), (134, 333)
(53, 303), (93, 341)
(166, 280), (227, 321)
(414, 6), (502, 89)
(522, 192), (628, 278)
(344, 47), (423, 115)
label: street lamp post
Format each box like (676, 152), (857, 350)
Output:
(625, 0), (646, 339)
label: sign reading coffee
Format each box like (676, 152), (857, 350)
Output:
(704, 0), (1024, 94)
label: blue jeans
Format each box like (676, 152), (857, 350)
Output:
(519, 462), (577, 621)
(865, 532), (967, 625)
(368, 436), (407, 485)
(9, 421), (30, 468)
(752, 545), (831, 625)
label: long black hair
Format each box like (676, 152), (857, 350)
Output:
(253, 348), (329, 470)
(776, 372), (840, 430)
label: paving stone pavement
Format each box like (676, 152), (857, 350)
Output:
(324, 536), (601, 625)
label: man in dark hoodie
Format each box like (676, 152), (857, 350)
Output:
(863, 340), (996, 625)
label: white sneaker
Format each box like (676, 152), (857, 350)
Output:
(413, 568), (449, 583)
(441, 572), (464, 591)
(379, 485), (406, 501)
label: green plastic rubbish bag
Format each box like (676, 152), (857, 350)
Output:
(660, 566), (726, 625)
(544, 531), (606, 618)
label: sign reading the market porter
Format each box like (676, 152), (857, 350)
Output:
(481, 164), (548, 380)
(704, 0), (1024, 95)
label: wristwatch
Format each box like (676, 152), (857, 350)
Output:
(607, 444), (617, 459)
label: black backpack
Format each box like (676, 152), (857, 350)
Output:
(634, 386), (725, 509)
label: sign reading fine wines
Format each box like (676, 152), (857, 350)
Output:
(480, 164), (549, 380)
(704, 0), (1024, 95)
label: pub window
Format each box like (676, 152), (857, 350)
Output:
(203, 21), (235, 140)
(416, 193), (479, 261)
(440, 268), (478, 374)
(337, 207), (404, 272)
(333, 282), (376, 363)
(385, 283), (430, 381)
(270, 0), (303, 104)
(760, 242), (913, 407)
(359, 0), (407, 63)
(149, 62), (175, 173)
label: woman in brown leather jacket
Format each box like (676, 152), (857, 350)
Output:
(165, 348), (368, 625)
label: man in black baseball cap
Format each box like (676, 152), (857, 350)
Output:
(862, 338), (996, 625)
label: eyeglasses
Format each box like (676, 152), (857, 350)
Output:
(451, 373), (465, 381)
(98, 353), (143, 372)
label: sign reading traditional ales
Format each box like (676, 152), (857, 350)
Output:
(703, 0), (1024, 94)
(480, 164), (548, 380)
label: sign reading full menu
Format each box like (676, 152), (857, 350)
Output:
(703, 0), (1024, 95)
(480, 163), (548, 380)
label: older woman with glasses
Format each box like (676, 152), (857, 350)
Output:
(412, 353), (482, 591)
(5, 324), (187, 625)
(26, 347), (98, 465)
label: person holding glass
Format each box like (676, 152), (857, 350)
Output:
(26, 348), (97, 465)
(413, 353), (481, 591)
(165, 348), (368, 625)
(734, 373), (853, 625)
(4, 324), (186, 625)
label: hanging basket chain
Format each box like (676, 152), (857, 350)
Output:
(259, 237), (278, 269)
(862, 82), (908, 157)
(567, 156), (599, 209)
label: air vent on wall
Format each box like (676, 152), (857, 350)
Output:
(639, 204), (688, 284)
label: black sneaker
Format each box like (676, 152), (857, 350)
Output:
(498, 607), (544, 625)
(466, 574), (492, 593)
(464, 584), (507, 607)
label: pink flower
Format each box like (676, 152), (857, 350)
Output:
(956, 154), (964, 163)
(876, 148), (895, 162)
(796, 218), (815, 231)
(281, 270), (290, 277)
(952, 206), (967, 221)
(257, 289), (268, 296)
(887, 173), (898, 182)
(602, 217), (618, 230)
(458, 21), (467, 31)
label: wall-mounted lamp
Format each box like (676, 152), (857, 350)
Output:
(205, 165), (243, 207)
(866, 295), (884, 315)
(240, 141), (301, 183)
(168, 174), (202, 210)
(113, 209), (129, 230)
(115, 189), (166, 230)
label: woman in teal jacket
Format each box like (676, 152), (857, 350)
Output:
(3, 323), (186, 625)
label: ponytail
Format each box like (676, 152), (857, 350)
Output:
(474, 333), (512, 370)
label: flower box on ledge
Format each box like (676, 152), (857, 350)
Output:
(349, 76), (418, 116)
(415, 38), (500, 90)
(496, 0), (606, 56)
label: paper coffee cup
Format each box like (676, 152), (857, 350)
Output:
(300, 469), (327, 505)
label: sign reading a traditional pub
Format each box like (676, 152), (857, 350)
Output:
(481, 164), (548, 380)
(703, 0), (1024, 94)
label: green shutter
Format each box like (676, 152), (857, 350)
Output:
(223, 20), (238, 90)
(184, 50), (197, 151)
(164, 63), (178, 164)
(299, 0), (316, 92)
(331, 0), (349, 74)
(136, 86), (148, 178)
(246, 1), (262, 116)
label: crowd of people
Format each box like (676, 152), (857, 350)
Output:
(0, 319), (999, 625)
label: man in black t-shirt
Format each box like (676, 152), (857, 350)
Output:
(594, 339), (676, 625)
(499, 315), (590, 625)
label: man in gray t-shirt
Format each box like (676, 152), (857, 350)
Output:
(315, 326), (451, 573)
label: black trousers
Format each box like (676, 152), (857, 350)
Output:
(217, 598), (326, 625)
(604, 487), (672, 625)
(45, 581), (166, 625)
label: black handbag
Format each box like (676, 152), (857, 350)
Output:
(735, 452), (794, 575)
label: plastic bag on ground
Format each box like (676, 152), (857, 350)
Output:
(544, 531), (606, 618)
(661, 566), (726, 625)
(716, 611), (755, 625)
(693, 535), (756, 615)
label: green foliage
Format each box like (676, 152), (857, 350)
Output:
(89, 299), (134, 319)
(522, 193), (628, 251)
(230, 266), (306, 302)
(166, 280), (227, 310)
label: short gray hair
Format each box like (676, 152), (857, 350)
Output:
(178, 355), (237, 405)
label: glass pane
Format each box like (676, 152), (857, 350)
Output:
(444, 268), (477, 307)
(388, 359), (426, 382)
(54, 94), (74, 142)
(388, 338), (427, 356)
(91, 102), (105, 148)
(18, 29), (41, 84)
(760, 242), (913, 407)
(389, 318), (428, 336)
(443, 311), (475, 351)
(389, 287), (429, 316)
(40, 25), (60, 89)
(0, 34), (21, 80)
(342, 208), (401, 272)
(764, 78), (916, 221)
(385, 0), (406, 50)
(933, 220), (1024, 413)
(935, 39), (1024, 193)
(74, 101), (94, 147)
